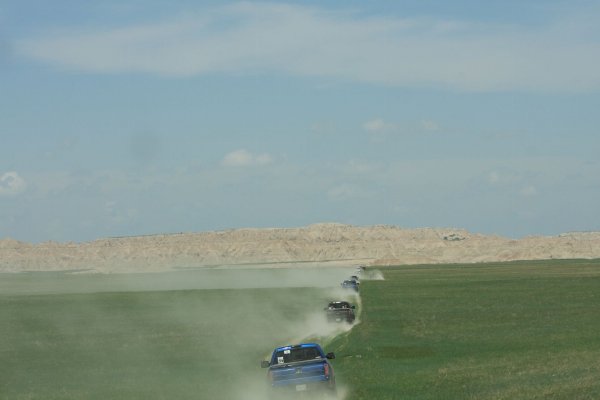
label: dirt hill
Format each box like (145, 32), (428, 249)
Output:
(1, 224), (599, 273)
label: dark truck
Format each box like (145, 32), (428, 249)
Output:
(261, 343), (336, 395)
(325, 301), (356, 323)
(341, 279), (359, 292)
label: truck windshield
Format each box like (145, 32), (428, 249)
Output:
(329, 303), (348, 309)
(274, 347), (322, 364)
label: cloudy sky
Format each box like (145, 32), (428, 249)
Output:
(1, 0), (600, 243)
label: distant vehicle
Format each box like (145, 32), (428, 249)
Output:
(356, 265), (366, 274)
(350, 275), (360, 282)
(325, 301), (356, 323)
(261, 343), (336, 395)
(341, 279), (359, 292)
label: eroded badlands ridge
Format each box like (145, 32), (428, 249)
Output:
(1, 224), (600, 273)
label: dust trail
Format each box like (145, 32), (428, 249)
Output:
(0, 267), (359, 296)
(2, 266), (360, 399)
(361, 268), (385, 280)
(286, 281), (362, 345)
(234, 271), (360, 400)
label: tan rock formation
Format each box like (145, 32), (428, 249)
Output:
(1, 223), (599, 273)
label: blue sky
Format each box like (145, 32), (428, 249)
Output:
(1, 1), (600, 243)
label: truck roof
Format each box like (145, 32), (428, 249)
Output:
(275, 343), (321, 352)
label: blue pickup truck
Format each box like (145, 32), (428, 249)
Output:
(261, 343), (336, 395)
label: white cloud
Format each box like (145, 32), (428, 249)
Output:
(420, 120), (439, 132)
(520, 185), (538, 197)
(363, 118), (387, 133)
(486, 170), (522, 186)
(0, 171), (27, 196)
(363, 118), (398, 141)
(327, 184), (357, 201)
(15, 3), (600, 91)
(487, 171), (501, 185)
(310, 120), (336, 135)
(485, 169), (539, 198)
(363, 118), (443, 139)
(340, 160), (381, 175)
(327, 183), (368, 201)
(221, 149), (273, 167)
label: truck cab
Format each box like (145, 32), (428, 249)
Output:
(325, 301), (356, 323)
(261, 343), (336, 394)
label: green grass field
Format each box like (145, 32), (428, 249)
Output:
(330, 259), (600, 399)
(0, 269), (355, 400)
(2, 260), (600, 399)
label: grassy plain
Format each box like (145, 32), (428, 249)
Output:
(0, 269), (352, 400)
(330, 259), (600, 400)
(3, 260), (600, 400)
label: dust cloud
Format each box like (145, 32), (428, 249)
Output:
(1, 265), (366, 399)
(364, 269), (385, 280)
(209, 268), (361, 400)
